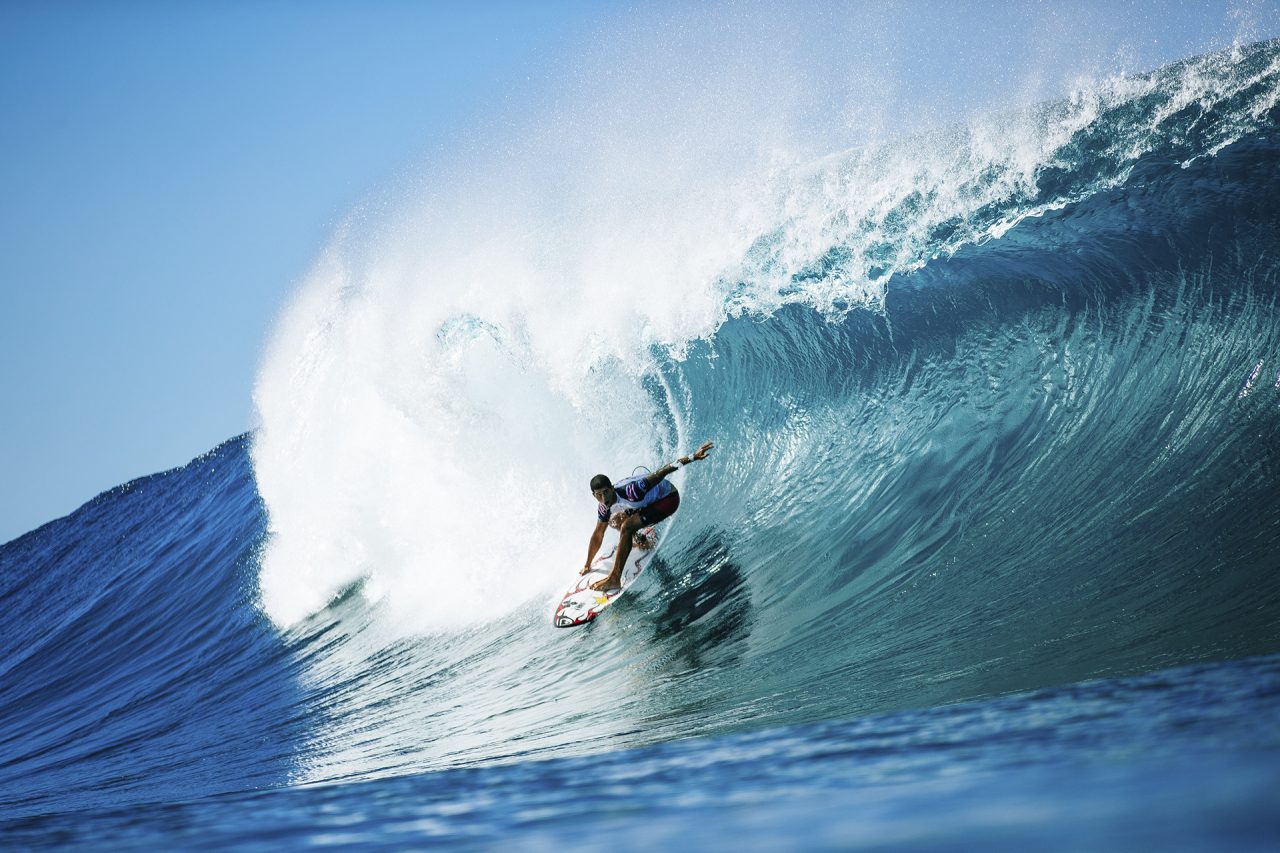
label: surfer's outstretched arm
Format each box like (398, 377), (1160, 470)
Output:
(582, 520), (608, 574)
(642, 441), (715, 489)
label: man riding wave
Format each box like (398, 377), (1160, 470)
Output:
(583, 441), (714, 591)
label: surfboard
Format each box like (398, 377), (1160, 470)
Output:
(553, 526), (658, 628)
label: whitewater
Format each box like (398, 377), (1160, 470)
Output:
(3, 18), (1280, 851)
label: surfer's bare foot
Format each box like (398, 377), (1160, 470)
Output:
(579, 564), (593, 575)
(590, 574), (621, 591)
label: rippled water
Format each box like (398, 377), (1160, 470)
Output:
(5, 655), (1278, 849)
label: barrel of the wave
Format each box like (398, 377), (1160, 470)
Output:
(553, 525), (658, 627)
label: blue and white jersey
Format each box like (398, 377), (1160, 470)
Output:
(596, 475), (673, 523)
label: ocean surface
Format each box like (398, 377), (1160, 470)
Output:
(4, 39), (1280, 849)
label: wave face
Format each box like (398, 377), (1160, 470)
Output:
(3, 38), (1280, 825)
(0, 439), (306, 817)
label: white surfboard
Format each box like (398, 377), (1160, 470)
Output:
(553, 526), (658, 628)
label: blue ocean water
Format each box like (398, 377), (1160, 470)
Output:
(3, 655), (1279, 850)
(4, 39), (1280, 849)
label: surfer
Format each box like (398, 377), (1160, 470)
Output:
(583, 442), (715, 591)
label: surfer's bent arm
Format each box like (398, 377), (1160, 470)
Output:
(584, 520), (607, 570)
(642, 441), (716, 489)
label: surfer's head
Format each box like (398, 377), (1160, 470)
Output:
(590, 474), (615, 505)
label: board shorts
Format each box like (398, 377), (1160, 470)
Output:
(638, 487), (680, 525)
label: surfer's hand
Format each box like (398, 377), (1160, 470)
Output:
(580, 564), (592, 575)
(691, 441), (714, 461)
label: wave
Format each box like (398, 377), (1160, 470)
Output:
(238, 38), (1280, 783)
(0, 439), (305, 816)
(253, 38), (1280, 635)
(2, 38), (1279, 819)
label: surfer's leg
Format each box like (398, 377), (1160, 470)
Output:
(611, 533), (633, 584)
(592, 514), (643, 590)
(627, 489), (678, 550)
(638, 488), (680, 526)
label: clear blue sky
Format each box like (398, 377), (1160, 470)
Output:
(0, 1), (603, 543)
(1, 1), (1275, 544)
